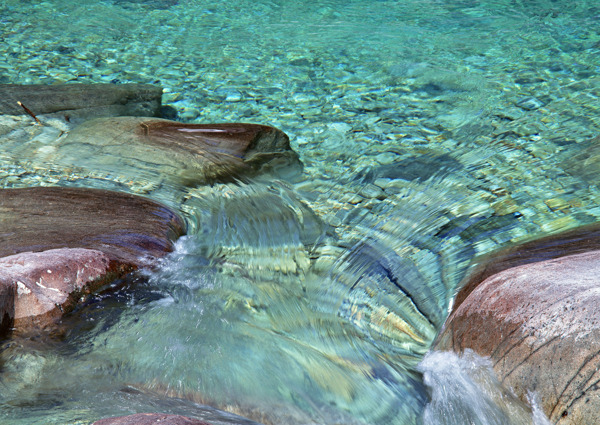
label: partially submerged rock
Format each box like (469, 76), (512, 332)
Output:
(51, 117), (302, 185)
(451, 222), (600, 313)
(0, 248), (123, 327)
(435, 226), (600, 424)
(93, 413), (211, 425)
(0, 187), (185, 329)
(0, 83), (162, 122)
(0, 187), (185, 264)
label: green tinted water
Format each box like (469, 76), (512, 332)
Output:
(0, 0), (599, 424)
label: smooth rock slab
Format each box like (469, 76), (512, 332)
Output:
(93, 413), (211, 425)
(0, 187), (185, 264)
(0, 84), (162, 122)
(51, 118), (303, 185)
(0, 248), (122, 327)
(435, 250), (600, 424)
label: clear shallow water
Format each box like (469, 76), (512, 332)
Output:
(0, 0), (599, 424)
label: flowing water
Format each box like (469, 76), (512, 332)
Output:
(0, 0), (599, 424)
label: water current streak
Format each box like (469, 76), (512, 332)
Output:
(419, 350), (551, 425)
(102, 173), (523, 425)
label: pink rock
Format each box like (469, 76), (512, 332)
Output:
(0, 248), (123, 327)
(92, 413), (212, 425)
(0, 186), (186, 330)
(451, 222), (600, 314)
(435, 249), (600, 424)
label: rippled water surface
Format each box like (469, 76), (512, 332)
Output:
(0, 0), (599, 424)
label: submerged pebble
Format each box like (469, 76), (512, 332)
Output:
(515, 96), (546, 111)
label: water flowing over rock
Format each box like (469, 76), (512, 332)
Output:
(0, 84), (162, 122)
(562, 135), (600, 184)
(0, 187), (186, 329)
(93, 413), (212, 425)
(183, 181), (326, 277)
(418, 350), (546, 425)
(435, 225), (600, 424)
(50, 117), (303, 185)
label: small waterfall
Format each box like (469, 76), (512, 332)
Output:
(418, 350), (551, 425)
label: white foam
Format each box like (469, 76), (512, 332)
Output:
(418, 350), (550, 425)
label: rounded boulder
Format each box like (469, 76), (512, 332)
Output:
(435, 249), (600, 424)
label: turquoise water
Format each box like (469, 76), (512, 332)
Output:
(0, 0), (599, 424)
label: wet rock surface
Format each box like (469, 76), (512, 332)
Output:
(93, 413), (212, 425)
(0, 84), (162, 122)
(451, 222), (600, 314)
(0, 187), (185, 263)
(52, 117), (303, 185)
(0, 187), (185, 329)
(435, 229), (600, 424)
(0, 248), (121, 328)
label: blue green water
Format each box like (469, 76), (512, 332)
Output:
(0, 0), (599, 424)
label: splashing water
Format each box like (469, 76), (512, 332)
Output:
(0, 171), (564, 424)
(418, 350), (551, 425)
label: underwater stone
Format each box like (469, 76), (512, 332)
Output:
(111, 0), (179, 10)
(561, 135), (600, 183)
(436, 224), (600, 424)
(515, 96), (546, 111)
(0, 83), (162, 122)
(361, 153), (462, 183)
(55, 118), (303, 185)
(93, 413), (211, 425)
(358, 183), (386, 200)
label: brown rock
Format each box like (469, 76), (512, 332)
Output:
(0, 83), (162, 122)
(92, 413), (212, 425)
(0, 187), (185, 330)
(0, 187), (185, 264)
(51, 117), (303, 185)
(435, 250), (600, 424)
(0, 248), (123, 327)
